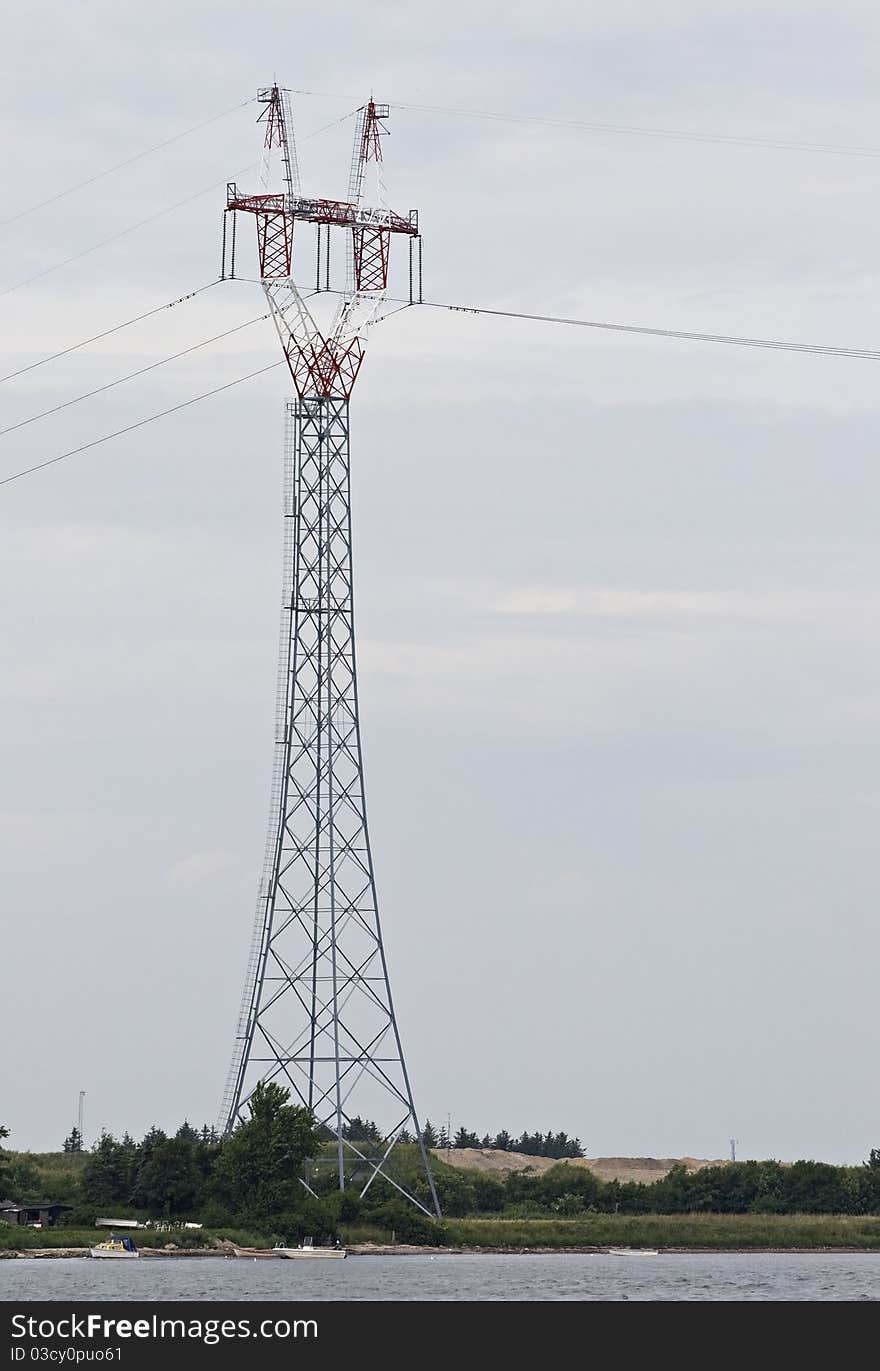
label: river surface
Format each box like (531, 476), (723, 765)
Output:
(2, 1253), (879, 1301)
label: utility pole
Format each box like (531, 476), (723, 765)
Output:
(217, 85), (437, 1219)
(730, 1138), (737, 1162)
(78, 1091), (85, 1144)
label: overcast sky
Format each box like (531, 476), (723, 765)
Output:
(3, 1), (880, 1165)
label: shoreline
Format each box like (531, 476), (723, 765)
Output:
(6, 1243), (880, 1260)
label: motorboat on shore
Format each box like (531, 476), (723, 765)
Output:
(273, 1237), (347, 1260)
(90, 1235), (140, 1259)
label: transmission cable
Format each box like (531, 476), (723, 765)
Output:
(405, 297), (880, 361)
(268, 282), (880, 361)
(6, 287), (880, 491)
(298, 108), (358, 143)
(0, 280), (221, 387)
(0, 111), (355, 303)
(0, 360), (284, 489)
(0, 99), (254, 230)
(0, 164), (256, 300)
(292, 88), (880, 161)
(0, 312), (270, 439)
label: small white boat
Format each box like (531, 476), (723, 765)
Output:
(90, 1234), (140, 1259)
(273, 1237), (346, 1260)
(606, 1246), (659, 1257)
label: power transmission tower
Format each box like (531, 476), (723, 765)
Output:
(218, 86), (438, 1217)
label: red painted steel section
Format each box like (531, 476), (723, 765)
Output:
(353, 225), (390, 292)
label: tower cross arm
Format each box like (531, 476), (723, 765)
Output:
(227, 184), (286, 214)
(288, 196), (418, 236)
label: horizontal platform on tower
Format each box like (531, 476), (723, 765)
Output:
(226, 183), (418, 235)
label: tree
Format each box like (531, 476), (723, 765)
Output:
(134, 1137), (204, 1215)
(62, 1127), (83, 1154)
(420, 1120), (438, 1148)
(781, 1161), (849, 1215)
(212, 1082), (321, 1219)
(453, 1126), (479, 1149)
(866, 1149), (880, 1170)
(81, 1133), (137, 1207)
(342, 1117), (381, 1144)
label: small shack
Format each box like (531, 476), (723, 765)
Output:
(0, 1200), (71, 1229)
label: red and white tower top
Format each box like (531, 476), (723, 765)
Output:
(226, 87), (418, 399)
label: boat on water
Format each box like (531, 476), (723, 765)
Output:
(273, 1237), (347, 1260)
(90, 1234), (140, 1259)
(606, 1246), (659, 1257)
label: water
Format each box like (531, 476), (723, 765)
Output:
(2, 1253), (879, 1301)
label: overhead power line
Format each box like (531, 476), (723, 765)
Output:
(6, 287), (880, 492)
(0, 312), (270, 439)
(0, 164), (256, 300)
(0, 360), (283, 489)
(257, 282), (880, 361)
(0, 111), (354, 304)
(298, 108), (359, 143)
(0, 99), (254, 230)
(0, 280), (221, 387)
(292, 87), (880, 161)
(407, 298), (880, 361)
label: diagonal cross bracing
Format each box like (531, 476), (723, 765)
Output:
(220, 392), (439, 1216)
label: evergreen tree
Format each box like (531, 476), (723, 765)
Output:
(420, 1120), (439, 1148)
(81, 1133), (136, 1206)
(134, 1136), (204, 1215)
(342, 1117), (381, 1143)
(62, 1126), (83, 1154)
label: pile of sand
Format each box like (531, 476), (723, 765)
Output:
(431, 1148), (728, 1185)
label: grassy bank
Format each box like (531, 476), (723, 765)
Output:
(6, 1215), (880, 1251)
(439, 1214), (880, 1250)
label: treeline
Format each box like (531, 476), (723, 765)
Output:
(7, 1113), (880, 1242)
(1, 1094), (440, 1245)
(432, 1153), (880, 1218)
(381, 1119), (584, 1159)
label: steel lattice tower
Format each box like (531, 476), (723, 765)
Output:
(219, 86), (438, 1217)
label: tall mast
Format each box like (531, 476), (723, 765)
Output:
(219, 86), (437, 1217)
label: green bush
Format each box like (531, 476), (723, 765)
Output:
(264, 1196), (336, 1245)
(372, 1200), (448, 1245)
(197, 1201), (236, 1230)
